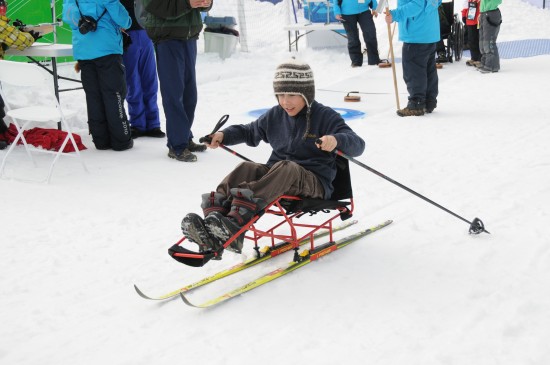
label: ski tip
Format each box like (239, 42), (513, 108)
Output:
(134, 284), (155, 300)
(180, 292), (200, 308)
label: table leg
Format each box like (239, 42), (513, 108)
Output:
(51, 57), (61, 130)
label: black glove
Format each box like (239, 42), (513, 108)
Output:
(462, 16), (467, 24)
(29, 30), (42, 40)
(12, 18), (26, 30)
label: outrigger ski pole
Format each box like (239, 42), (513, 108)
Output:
(199, 114), (252, 162)
(316, 139), (489, 235)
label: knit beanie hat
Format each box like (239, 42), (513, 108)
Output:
(273, 59), (315, 139)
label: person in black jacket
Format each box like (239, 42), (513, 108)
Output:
(141, 0), (213, 162)
(181, 60), (366, 255)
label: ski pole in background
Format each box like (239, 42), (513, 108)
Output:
(316, 139), (489, 235)
(377, 0), (400, 110)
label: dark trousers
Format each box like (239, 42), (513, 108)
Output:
(79, 54), (132, 151)
(0, 94), (7, 134)
(155, 39), (197, 154)
(216, 160), (325, 204)
(341, 10), (380, 66)
(402, 42), (439, 108)
(466, 24), (481, 61)
(122, 30), (160, 132)
(479, 9), (501, 71)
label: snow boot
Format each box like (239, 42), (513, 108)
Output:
(397, 100), (425, 117)
(201, 191), (230, 218)
(205, 188), (266, 253)
(425, 99), (437, 114)
(181, 213), (223, 253)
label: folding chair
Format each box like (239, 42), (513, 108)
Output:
(0, 60), (87, 183)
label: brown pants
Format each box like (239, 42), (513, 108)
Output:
(216, 160), (324, 204)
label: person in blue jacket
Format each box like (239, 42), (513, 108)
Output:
(63, 0), (133, 150)
(333, 0), (381, 67)
(180, 60), (366, 255)
(385, 0), (441, 117)
(119, 0), (164, 138)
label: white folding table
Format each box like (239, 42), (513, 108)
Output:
(283, 23), (346, 52)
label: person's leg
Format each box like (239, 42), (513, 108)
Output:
(96, 54), (133, 151)
(357, 10), (380, 65)
(0, 94), (7, 134)
(205, 161), (324, 253)
(425, 42), (439, 113)
(479, 9), (501, 72)
(79, 59), (110, 149)
(122, 30), (146, 133)
(136, 30), (161, 131)
(156, 40), (189, 154)
(242, 160), (324, 204)
(341, 13), (363, 66)
(401, 43), (428, 113)
(468, 25), (481, 61)
(182, 39), (198, 141)
(216, 161), (270, 197)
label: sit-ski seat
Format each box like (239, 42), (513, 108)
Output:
(169, 156), (354, 267)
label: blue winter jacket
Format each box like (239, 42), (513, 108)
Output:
(62, 0), (131, 60)
(390, 0), (441, 43)
(332, 0), (378, 16)
(221, 101), (365, 200)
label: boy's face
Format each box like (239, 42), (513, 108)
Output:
(277, 94), (306, 117)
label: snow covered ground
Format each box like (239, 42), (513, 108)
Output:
(1, 0), (550, 364)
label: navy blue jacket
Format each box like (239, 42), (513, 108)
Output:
(222, 101), (365, 199)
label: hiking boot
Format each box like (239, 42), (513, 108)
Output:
(0, 140), (7, 150)
(144, 128), (166, 138)
(397, 107), (425, 117)
(181, 213), (223, 252)
(351, 63), (362, 68)
(425, 99), (437, 114)
(201, 191), (230, 217)
(168, 148), (197, 162)
(204, 212), (244, 253)
(188, 138), (207, 152)
(131, 127), (144, 139)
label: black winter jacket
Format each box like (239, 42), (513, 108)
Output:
(141, 0), (212, 43)
(221, 101), (365, 199)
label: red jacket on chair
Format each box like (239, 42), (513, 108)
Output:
(1, 124), (87, 152)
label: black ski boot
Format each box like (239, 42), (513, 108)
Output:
(181, 213), (223, 253)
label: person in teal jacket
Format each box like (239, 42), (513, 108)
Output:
(386, 0), (441, 117)
(333, 0), (381, 66)
(478, 0), (501, 73)
(63, 0), (133, 151)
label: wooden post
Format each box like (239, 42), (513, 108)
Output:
(386, 7), (400, 110)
